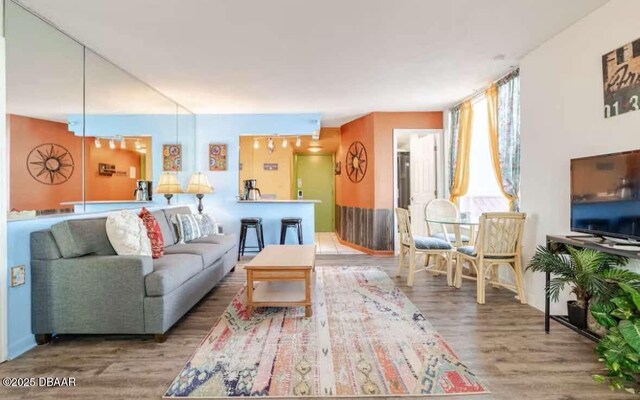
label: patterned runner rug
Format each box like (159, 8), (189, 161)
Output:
(165, 266), (488, 398)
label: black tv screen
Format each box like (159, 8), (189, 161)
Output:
(571, 150), (640, 241)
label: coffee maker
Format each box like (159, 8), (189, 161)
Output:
(134, 180), (153, 201)
(243, 179), (261, 200)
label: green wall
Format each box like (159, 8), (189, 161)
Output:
(295, 155), (334, 232)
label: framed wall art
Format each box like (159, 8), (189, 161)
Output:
(602, 37), (640, 118)
(209, 143), (227, 171)
(163, 144), (182, 171)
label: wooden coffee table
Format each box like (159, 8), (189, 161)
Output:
(244, 244), (316, 317)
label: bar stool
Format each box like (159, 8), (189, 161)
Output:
(280, 217), (303, 244)
(238, 217), (265, 260)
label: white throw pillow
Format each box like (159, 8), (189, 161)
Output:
(106, 210), (152, 256)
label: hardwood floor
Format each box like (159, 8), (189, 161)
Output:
(0, 255), (624, 399)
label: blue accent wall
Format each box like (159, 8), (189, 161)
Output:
(5, 112), (320, 359)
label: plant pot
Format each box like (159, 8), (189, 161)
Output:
(567, 300), (587, 329)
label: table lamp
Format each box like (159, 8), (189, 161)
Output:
(186, 172), (214, 214)
(155, 172), (184, 205)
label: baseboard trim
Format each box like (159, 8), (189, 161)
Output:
(334, 233), (394, 256)
(8, 334), (36, 360)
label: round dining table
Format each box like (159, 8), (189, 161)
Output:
(424, 215), (479, 247)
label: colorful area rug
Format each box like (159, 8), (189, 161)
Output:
(165, 266), (488, 398)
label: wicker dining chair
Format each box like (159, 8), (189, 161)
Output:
(454, 212), (527, 304)
(395, 208), (453, 287)
(425, 199), (470, 245)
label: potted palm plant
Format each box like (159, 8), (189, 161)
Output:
(527, 245), (629, 329)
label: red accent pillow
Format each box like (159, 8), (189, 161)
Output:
(139, 207), (164, 258)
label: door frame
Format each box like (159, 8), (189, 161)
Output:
(392, 129), (445, 253)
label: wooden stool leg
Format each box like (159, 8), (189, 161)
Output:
(513, 257), (527, 304)
(446, 252), (453, 287)
(455, 255), (463, 288)
(407, 248), (416, 287)
(396, 246), (405, 277)
(476, 262), (485, 304)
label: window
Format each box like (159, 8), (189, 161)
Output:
(459, 97), (508, 216)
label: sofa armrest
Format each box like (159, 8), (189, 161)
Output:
(32, 255), (153, 335)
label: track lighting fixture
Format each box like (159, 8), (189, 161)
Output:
(94, 137), (101, 148)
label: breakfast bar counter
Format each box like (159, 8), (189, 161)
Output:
(235, 199), (321, 249)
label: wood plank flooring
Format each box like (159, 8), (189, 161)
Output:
(0, 255), (626, 399)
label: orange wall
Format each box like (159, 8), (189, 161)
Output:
(335, 111), (443, 210)
(335, 114), (375, 209)
(8, 114), (83, 211)
(84, 140), (142, 201)
(372, 112), (443, 208)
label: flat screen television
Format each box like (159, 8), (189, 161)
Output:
(571, 150), (640, 241)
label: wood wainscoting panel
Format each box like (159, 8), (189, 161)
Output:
(335, 205), (393, 251)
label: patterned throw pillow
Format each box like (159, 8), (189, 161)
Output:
(138, 207), (164, 259)
(105, 210), (152, 257)
(194, 214), (218, 236)
(172, 214), (202, 243)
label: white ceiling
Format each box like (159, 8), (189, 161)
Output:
(16, 0), (609, 126)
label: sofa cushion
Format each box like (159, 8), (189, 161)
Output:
(190, 234), (236, 254)
(163, 207), (194, 244)
(145, 254), (204, 296)
(194, 214), (218, 236)
(172, 214), (203, 243)
(151, 210), (175, 248)
(30, 230), (62, 260)
(139, 208), (164, 258)
(51, 218), (116, 258)
(106, 210), (152, 257)
(164, 243), (228, 268)
(413, 236), (452, 250)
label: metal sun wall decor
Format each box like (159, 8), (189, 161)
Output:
(345, 141), (368, 183)
(163, 144), (182, 171)
(209, 144), (227, 171)
(27, 143), (75, 185)
(603, 36), (640, 118)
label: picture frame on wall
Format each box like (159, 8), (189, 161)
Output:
(163, 144), (182, 171)
(209, 143), (227, 171)
(602, 37), (640, 118)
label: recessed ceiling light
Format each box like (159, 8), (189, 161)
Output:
(493, 54), (506, 61)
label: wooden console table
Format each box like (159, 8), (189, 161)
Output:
(545, 234), (640, 342)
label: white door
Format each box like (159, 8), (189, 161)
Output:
(409, 134), (437, 236)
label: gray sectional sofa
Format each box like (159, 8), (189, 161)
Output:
(30, 206), (236, 343)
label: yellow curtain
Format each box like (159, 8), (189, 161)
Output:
(486, 83), (518, 210)
(449, 101), (473, 205)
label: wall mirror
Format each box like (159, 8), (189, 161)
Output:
(6, 0), (84, 219)
(5, 0), (195, 220)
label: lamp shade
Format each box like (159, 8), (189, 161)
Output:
(186, 172), (214, 194)
(155, 172), (184, 194)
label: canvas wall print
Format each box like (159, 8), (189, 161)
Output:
(209, 143), (227, 171)
(602, 37), (640, 118)
(163, 144), (182, 171)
